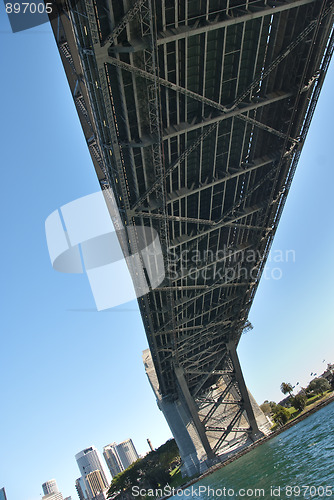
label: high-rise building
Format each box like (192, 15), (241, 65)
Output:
(75, 446), (109, 499)
(41, 479), (63, 500)
(86, 470), (106, 497)
(116, 439), (139, 470)
(42, 480), (59, 496)
(90, 494), (107, 500)
(0, 488), (7, 500)
(103, 444), (123, 478)
(103, 439), (139, 477)
(75, 478), (88, 500)
(42, 493), (63, 500)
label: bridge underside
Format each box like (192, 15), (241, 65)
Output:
(50, 0), (333, 465)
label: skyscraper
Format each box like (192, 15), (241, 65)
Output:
(42, 493), (63, 500)
(103, 444), (123, 478)
(75, 478), (88, 500)
(41, 479), (63, 500)
(42, 480), (59, 495)
(75, 446), (109, 499)
(0, 488), (7, 500)
(103, 439), (139, 477)
(86, 470), (106, 497)
(116, 439), (139, 470)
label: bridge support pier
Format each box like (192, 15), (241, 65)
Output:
(175, 365), (216, 461)
(143, 348), (269, 476)
(227, 341), (263, 441)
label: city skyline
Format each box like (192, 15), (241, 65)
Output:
(1, 5), (334, 500)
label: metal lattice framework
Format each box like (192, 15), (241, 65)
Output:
(50, 0), (333, 457)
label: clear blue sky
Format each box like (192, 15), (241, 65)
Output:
(0, 8), (333, 500)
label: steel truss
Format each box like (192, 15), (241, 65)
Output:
(155, 0), (318, 45)
(103, 53), (294, 142)
(175, 342), (262, 456)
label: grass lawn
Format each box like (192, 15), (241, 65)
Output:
(270, 390), (333, 430)
(287, 406), (300, 418)
(169, 468), (191, 488)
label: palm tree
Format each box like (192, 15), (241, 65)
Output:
(280, 382), (294, 397)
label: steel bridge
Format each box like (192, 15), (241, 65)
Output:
(50, 0), (333, 472)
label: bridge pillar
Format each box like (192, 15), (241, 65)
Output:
(143, 348), (268, 475)
(175, 365), (216, 461)
(227, 341), (263, 441)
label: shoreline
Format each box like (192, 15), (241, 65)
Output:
(169, 393), (334, 494)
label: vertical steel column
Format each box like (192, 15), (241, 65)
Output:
(174, 366), (215, 460)
(227, 341), (263, 440)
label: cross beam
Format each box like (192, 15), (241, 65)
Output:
(102, 0), (146, 46)
(230, 17), (319, 109)
(163, 92), (293, 140)
(156, 0), (317, 45)
(129, 211), (216, 226)
(103, 53), (294, 141)
(192, 352), (227, 397)
(167, 155), (275, 203)
(132, 210), (272, 231)
(132, 123), (218, 210)
(169, 162), (277, 249)
(169, 206), (261, 248)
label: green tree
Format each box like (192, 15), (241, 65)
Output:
(108, 461), (141, 498)
(260, 402), (271, 416)
(307, 377), (330, 395)
(280, 382), (294, 397)
(329, 374), (334, 390)
(107, 439), (180, 500)
(269, 401), (277, 412)
(272, 405), (290, 426)
(291, 393), (307, 411)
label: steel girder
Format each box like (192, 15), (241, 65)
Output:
(155, 0), (318, 45)
(102, 53), (295, 142)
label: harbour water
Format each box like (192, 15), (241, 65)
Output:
(173, 401), (334, 499)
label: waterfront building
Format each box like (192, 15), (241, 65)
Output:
(42, 492), (63, 500)
(103, 444), (123, 477)
(91, 494), (107, 500)
(103, 439), (139, 477)
(75, 446), (109, 499)
(75, 478), (88, 500)
(42, 480), (59, 495)
(86, 470), (107, 497)
(116, 439), (139, 469)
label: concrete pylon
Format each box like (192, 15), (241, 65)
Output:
(143, 348), (269, 475)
